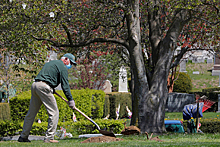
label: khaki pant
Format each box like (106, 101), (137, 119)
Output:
(20, 81), (59, 140)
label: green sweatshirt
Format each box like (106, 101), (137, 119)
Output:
(35, 60), (73, 101)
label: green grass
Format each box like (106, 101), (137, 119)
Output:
(1, 112), (220, 146)
(1, 133), (220, 147)
(186, 62), (219, 91)
(165, 112), (220, 120)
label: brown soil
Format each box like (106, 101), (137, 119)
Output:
(121, 122), (141, 135)
(145, 132), (164, 142)
(121, 125), (141, 135)
(80, 136), (123, 143)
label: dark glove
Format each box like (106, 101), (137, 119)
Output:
(68, 100), (75, 109)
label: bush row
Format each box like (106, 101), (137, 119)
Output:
(0, 119), (125, 137)
(182, 119), (220, 133)
(2, 118), (220, 137)
(0, 103), (10, 121)
(104, 92), (132, 119)
(9, 89), (105, 122)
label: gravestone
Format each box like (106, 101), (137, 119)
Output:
(192, 51), (204, 63)
(207, 58), (213, 63)
(165, 93), (195, 112)
(217, 94), (220, 113)
(180, 59), (187, 73)
(46, 50), (57, 62)
(118, 66), (128, 92)
(103, 80), (112, 93)
(212, 53), (220, 76)
(219, 73), (220, 87)
(193, 71), (200, 74)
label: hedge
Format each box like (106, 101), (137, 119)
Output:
(9, 89), (105, 122)
(105, 92), (132, 119)
(2, 118), (220, 137)
(173, 72), (192, 93)
(182, 119), (220, 133)
(0, 119), (125, 137)
(0, 103), (10, 121)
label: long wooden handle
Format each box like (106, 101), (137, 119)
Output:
(54, 91), (68, 103)
(54, 91), (100, 130)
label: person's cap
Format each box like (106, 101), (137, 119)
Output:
(63, 53), (77, 65)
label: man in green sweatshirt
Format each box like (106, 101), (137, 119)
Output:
(18, 53), (77, 143)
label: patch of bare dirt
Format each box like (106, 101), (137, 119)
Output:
(121, 122), (141, 135)
(80, 136), (123, 143)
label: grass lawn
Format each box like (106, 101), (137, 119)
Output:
(1, 112), (220, 147)
(165, 112), (220, 120)
(186, 62), (218, 91)
(1, 133), (220, 147)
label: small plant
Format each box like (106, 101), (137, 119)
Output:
(173, 72), (192, 93)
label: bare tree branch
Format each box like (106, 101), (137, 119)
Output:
(62, 23), (73, 46)
(32, 35), (129, 49)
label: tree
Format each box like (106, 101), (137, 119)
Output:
(1, 0), (219, 133)
(70, 52), (109, 90)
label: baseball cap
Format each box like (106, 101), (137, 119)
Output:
(63, 53), (77, 65)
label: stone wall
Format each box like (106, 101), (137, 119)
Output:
(165, 93), (195, 112)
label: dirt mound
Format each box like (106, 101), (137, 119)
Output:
(81, 136), (123, 143)
(121, 122), (141, 135)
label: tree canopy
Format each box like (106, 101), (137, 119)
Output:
(0, 0), (219, 133)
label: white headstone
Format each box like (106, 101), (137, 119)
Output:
(103, 80), (112, 93)
(207, 58), (213, 64)
(180, 59), (187, 73)
(47, 50), (57, 62)
(219, 73), (220, 87)
(118, 66), (128, 92)
(193, 71), (200, 74)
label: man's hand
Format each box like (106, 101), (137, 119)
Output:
(68, 100), (75, 109)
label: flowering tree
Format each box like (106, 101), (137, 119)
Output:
(1, 0), (219, 133)
(70, 52), (109, 90)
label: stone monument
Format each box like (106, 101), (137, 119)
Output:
(180, 59), (187, 73)
(103, 80), (112, 93)
(212, 52), (220, 76)
(118, 66), (128, 92)
(46, 50), (57, 62)
(217, 94), (220, 113)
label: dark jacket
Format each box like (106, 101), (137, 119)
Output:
(35, 60), (73, 101)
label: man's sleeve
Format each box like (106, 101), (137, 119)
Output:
(60, 70), (73, 101)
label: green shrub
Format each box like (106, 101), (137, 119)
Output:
(90, 89), (106, 119)
(0, 103), (11, 121)
(72, 119), (125, 134)
(103, 95), (110, 118)
(105, 92), (132, 119)
(55, 89), (92, 121)
(202, 87), (220, 93)
(0, 120), (21, 137)
(9, 89), (105, 122)
(0, 119), (125, 137)
(173, 72), (192, 93)
(182, 119), (220, 133)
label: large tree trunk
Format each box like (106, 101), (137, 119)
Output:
(126, 0), (149, 127)
(135, 2), (188, 132)
(138, 39), (174, 133)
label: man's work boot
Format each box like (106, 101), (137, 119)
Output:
(18, 136), (31, 142)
